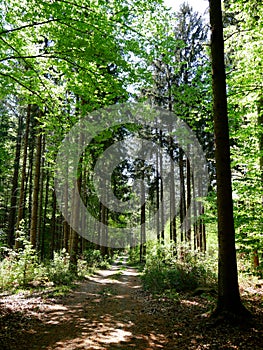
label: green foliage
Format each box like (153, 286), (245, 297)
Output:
(82, 248), (112, 269)
(45, 250), (74, 285)
(0, 238), (38, 288)
(0, 238), (103, 292)
(0, 245), (73, 291)
(223, 0), (263, 268)
(141, 242), (217, 294)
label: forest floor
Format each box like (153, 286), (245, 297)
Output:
(0, 257), (262, 350)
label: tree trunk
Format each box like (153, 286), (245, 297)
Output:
(159, 130), (165, 241)
(16, 105), (31, 242)
(26, 123), (36, 234)
(8, 114), (23, 247)
(169, 138), (176, 245)
(41, 168), (50, 260)
(156, 133), (160, 240)
(179, 148), (186, 244)
(186, 156), (191, 245)
(69, 133), (83, 273)
(69, 185), (80, 273)
(50, 189), (57, 259)
(36, 134), (45, 252)
(62, 158), (70, 253)
(209, 0), (250, 318)
(100, 202), (108, 257)
(140, 171), (146, 263)
(30, 119), (42, 248)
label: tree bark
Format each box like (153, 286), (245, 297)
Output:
(41, 168), (50, 259)
(30, 121), (42, 248)
(69, 132), (83, 273)
(8, 114), (23, 247)
(16, 104), (31, 241)
(140, 170), (146, 263)
(50, 189), (57, 259)
(159, 130), (165, 241)
(36, 134), (45, 252)
(186, 156), (191, 245)
(209, 0), (250, 318)
(179, 148), (186, 243)
(169, 138), (176, 245)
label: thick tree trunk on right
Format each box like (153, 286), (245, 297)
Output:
(209, 0), (250, 318)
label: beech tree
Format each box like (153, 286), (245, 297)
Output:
(209, 0), (250, 318)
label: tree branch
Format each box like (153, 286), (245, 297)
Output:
(0, 18), (62, 36)
(0, 37), (53, 100)
(0, 72), (44, 100)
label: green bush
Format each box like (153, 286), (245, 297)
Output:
(0, 236), (38, 289)
(82, 248), (112, 269)
(0, 238), (76, 291)
(45, 250), (75, 285)
(141, 242), (217, 294)
(83, 249), (103, 265)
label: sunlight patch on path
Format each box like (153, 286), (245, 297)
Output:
(49, 321), (133, 349)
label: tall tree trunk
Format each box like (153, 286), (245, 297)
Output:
(62, 158), (70, 253)
(140, 171), (146, 263)
(179, 148), (186, 243)
(169, 138), (176, 245)
(69, 133), (83, 273)
(50, 189), (57, 259)
(100, 202), (108, 257)
(209, 0), (250, 318)
(41, 168), (50, 260)
(159, 130), (165, 241)
(8, 114), (23, 247)
(30, 121), (42, 248)
(26, 125), (36, 234)
(69, 186), (80, 273)
(36, 134), (45, 252)
(186, 156), (191, 245)
(192, 172), (198, 250)
(16, 105), (31, 240)
(156, 130), (160, 240)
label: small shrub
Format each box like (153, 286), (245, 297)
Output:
(46, 250), (75, 285)
(82, 249), (103, 266)
(0, 233), (39, 289)
(141, 242), (217, 294)
(82, 248), (112, 269)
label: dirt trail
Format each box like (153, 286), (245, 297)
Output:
(0, 257), (262, 350)
(37, 256), (170, 349)
(1, 257), (172, 349)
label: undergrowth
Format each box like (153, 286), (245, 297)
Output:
(0, 235), (111, 294)
(136, 242), (218, 295)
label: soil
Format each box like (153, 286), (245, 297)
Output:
(0, 257), (262, 350)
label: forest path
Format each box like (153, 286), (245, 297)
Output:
(1, 256), (263, 350)
(36, 255), (171, 350)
